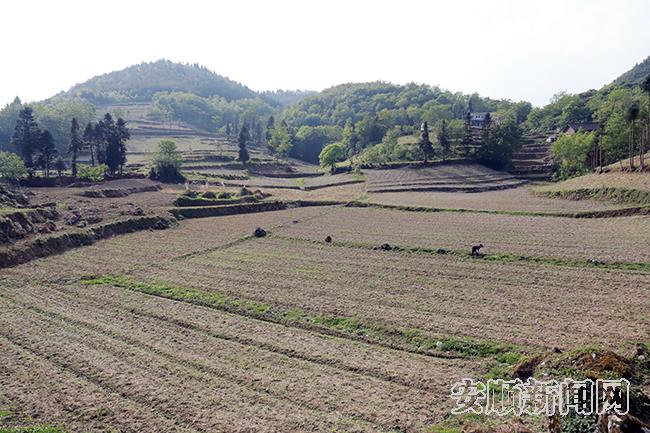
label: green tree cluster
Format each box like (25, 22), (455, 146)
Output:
(552, 131), (596, 179)
(150, 140), (184, 183)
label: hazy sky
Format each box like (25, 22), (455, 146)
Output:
(1, 0), (649, 108)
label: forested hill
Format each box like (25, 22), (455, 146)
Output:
(613, 55), (650, 87)
(282, 82), (528, 129)
(59, 59), (261, 104)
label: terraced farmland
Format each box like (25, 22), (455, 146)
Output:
(2, 176), (649, 433)
(368, 187), (626, 213)
(364, 163), (528, 193)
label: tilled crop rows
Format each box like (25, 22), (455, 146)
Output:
(364, 164), (526, 192)
(133, 236), (650, 349)
(3, 206), (333, 280)
(2, 204), (649, 433)
(274, 207), (650, 262)
(0, 275), (477, 432)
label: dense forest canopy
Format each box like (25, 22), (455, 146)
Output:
(277, 82), (530, 162)
(282, 82), (523, 129)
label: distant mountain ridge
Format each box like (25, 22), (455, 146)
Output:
(60, 59), (261, 104)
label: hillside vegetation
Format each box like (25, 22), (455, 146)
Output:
(61, 59), (260, 104)
(613, 55), (650, 86)
(1, 56), (650, 179)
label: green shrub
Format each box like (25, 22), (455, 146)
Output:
(76, 164), (106, 182)
(552, 131), (596, 179)
(319, 142), (345, 171)
(0, 151), (28, 180)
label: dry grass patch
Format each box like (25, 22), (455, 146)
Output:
(368, 187), (625, 213)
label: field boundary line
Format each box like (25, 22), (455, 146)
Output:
(168, 200), (345, 219)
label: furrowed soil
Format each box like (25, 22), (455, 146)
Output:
(274, 206), (650, 262)
(127, 235), (649, 350)
(2, 177), (649, 433)
(1, 207), (484, 433)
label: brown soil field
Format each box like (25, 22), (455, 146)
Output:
(2, 174), (650, 432)
(1, 207), (486, 433)
(0, 280), (477, 432)
(262, 182), (365, 202)
(368, 186), (625, 212)
(128, 235), (649, 350)
(274, 206), (650, 262)
(4, 206), (333, 278)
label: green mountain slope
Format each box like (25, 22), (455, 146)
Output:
(613, 55), (650, 86)
(61, 59), (259, 104)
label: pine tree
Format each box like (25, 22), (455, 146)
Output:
(437, 119), (450, 161)
(38, 130), (57, 177)
(641, 74), (650, 169)
(69, 118), (83, 177)
(83, 122), (96, 166)
(266, 115), (275, 144)
(11, 106), (41, 174)
(115, 118), (130, 174)
(462, 111), (472, 156)
(419, 121), (434, 163)
(100, 113), (122, 174)
(238, 125), (250, 164)
(626, 102), (640, 170)
(482, 113), (492, 149)
(94, 122), (106, 164)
